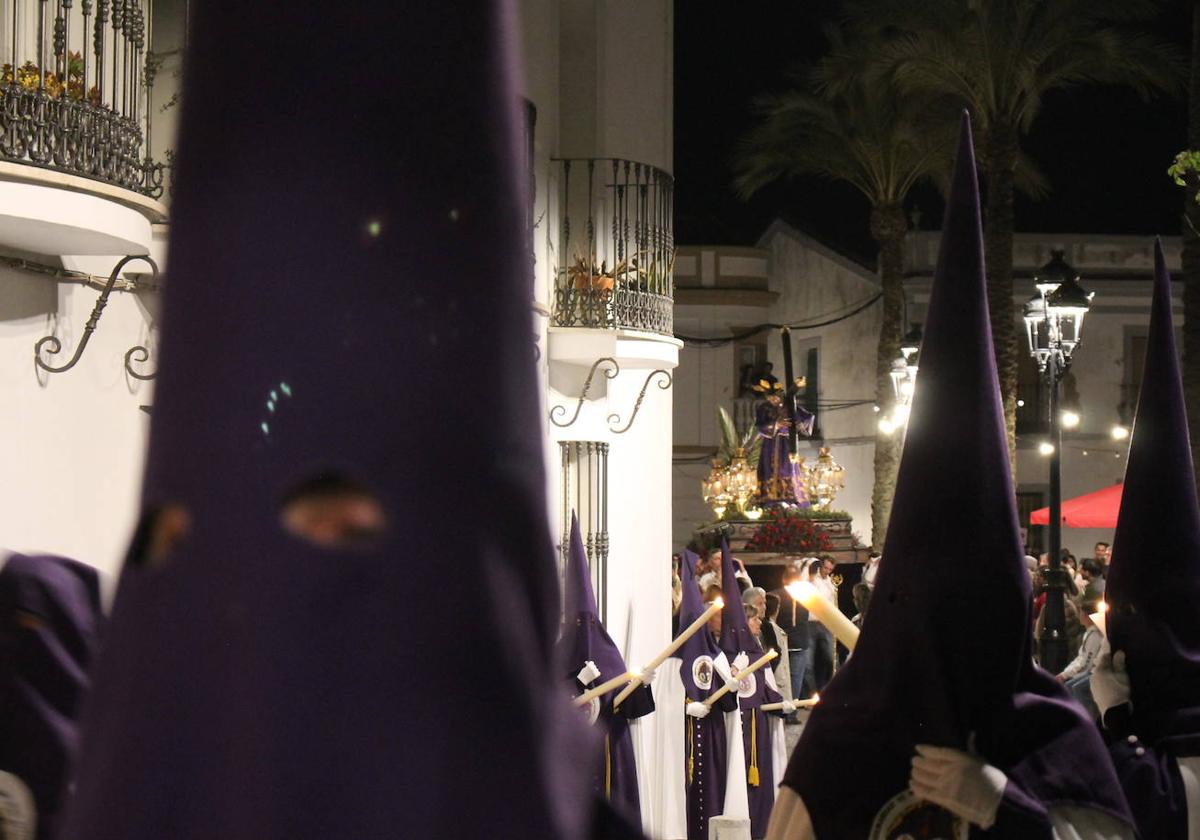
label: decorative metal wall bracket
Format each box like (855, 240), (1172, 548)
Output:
(35, 254), (159, 375)
(607, 369), (672, 434)
(124, 344), (157, 380)
(549, 356), (620, 428)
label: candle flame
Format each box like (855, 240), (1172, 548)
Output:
(713, 598), (724, 609)
(1097, 601), (1109, 614)
(813, 693), (820, 703)
(786, 581), (818, 605)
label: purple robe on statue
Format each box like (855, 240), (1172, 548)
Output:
(778, 114), (1134, 839)
(57, 2), (600, 838)
(719, 540), (781, 838)
(1104, 241), (1200, 838)
(0, 553), (102, 840)
(561, 514), (654, 827)
(753, 398), (811, 507)
(678, 550), (737, 840)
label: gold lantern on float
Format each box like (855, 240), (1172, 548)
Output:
(725, 448), (757, 513)
(702, 459), (733, 517)
(804, 446), (846, 511)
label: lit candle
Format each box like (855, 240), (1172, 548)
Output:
(1089, 600), (1108, 638)
(613, 598), (724, 709)
(761, 693), (819, 713)
(786, 581), (860, 651)
(704, 649), (778, 707)
(572, 671), (636, 707)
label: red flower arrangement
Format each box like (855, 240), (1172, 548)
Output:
(744, 508), (835, 553)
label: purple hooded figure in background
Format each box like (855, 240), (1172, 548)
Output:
(1095, 240), (1200, 837)
(677, 549), (738, 839)
(58, 1), (600, 838)
(560, 514), (654, 828)
(0, 553), (102, 840)
(768, 115), (1134, 840)
(719, 540), (783, 838)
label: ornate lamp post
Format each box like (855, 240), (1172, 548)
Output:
(881, 326), (922, 435)
(1022, 249), (1093, 674)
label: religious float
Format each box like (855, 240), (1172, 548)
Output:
(693, 394), (867, 574)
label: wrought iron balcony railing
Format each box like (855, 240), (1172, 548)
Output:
(0, 0), (162, 197)
(552, 158), (674, 336)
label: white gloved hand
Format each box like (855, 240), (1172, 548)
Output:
(686, 701), (711, 719)
(909, 744), (1007, 829)
(576, 660), (601, 686)
(640, 667), (657, 685)
(781, 700), (797, 714)
(724, 676), (741, 694)
(1090, 640), (1131, 718)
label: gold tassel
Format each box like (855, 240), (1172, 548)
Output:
(605, 733), (612, 799)
(748, 710), (760, 787)
(687, 710), (695, 784)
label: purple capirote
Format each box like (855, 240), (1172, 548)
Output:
(779, 113), (1134, 840)
(56, 1), (599, 838)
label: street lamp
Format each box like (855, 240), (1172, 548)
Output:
(1022, 249), (1094, 674)
(881, 325), (921, 434)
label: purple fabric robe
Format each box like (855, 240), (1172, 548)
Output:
(0, 553), (102, 840)
(57, 2), (597, 838)
(560, 514), (654, 827)
(678, 550), (736, 840)
(779, 114), (1134, 839)
(718, 541), (781, 838)
(1104, 241), (1200, 837)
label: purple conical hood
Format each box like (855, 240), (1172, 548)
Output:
(677, 550), (723, 700)
(718, 540), (762, 661)
(0, 553), (102, 838)
(780, 113), (1132, 838)
(561, 513), (627, 684)
(59, 2), (594, 838)
(1108, 240), (1200, 755)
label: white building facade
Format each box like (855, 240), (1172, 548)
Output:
(674, 225), (1180, 562)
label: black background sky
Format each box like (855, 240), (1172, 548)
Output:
(674, 2), (1192, 261)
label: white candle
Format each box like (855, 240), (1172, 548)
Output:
(761, 693), (819, 712)
(613, 599), (723, 709)
(704, 649), (778, 707)
(787, 581), (860, 651)
(573, 671), (636, 707)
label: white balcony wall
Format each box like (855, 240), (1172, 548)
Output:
(0, 257), (156, 595)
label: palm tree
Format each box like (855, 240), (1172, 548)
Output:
(1184, 1), (1200, 486)
(733, 37), (954, 547)
(848, 0), (1182, 465)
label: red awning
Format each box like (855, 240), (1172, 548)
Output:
(1029, 483), (1122, 528)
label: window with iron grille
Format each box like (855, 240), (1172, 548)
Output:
(559, 441), (610, 622)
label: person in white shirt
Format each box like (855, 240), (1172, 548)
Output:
(806, 556), (836, 690)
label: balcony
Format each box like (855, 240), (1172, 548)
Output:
(0, 0), (162, 199)
(552, 158), (674, 336)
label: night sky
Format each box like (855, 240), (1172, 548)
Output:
(674, 2), (1191, 260)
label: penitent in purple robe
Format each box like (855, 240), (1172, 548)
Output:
(57, 2), (599, 838)
(778, 114), (1134, 840)
(719, 540), (781, 838)
(560, 514), (654, 826)
(678, 550), (737, 840)
(0, 553), (102, 840)
(1104, 241), (1200, 838)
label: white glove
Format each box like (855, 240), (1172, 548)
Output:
(686, 702), (711, 719)
(724, 676), (741, 694)
(909, 744), (1006, 829)
(640, 667), (657, 685)
(781, 700), (797, 714)
(1090, 641), (1131, 717)
(576, 660), (601, 685)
